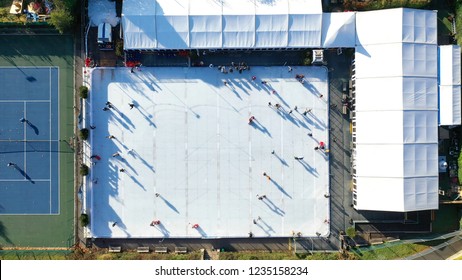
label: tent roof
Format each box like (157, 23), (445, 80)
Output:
(354, 177), (439, 212)
(438, 45), (461, 126)
(356, 8), (437, 45)
(122, 0), (322, 49)
(321, 12), (356, 48)
(439, 85), (462, 125)
(353, 8), (439, 212)
(439, 45), (461, 86)
(355, 43), (438, 79)
(355, 77), (438, 112)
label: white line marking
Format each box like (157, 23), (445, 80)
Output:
(23, 101), (26, 175)
(0, 179), (51, 182)
(50, 67), (52, 213)
(0, 100), (50, 103)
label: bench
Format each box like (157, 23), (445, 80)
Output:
(342, 104), (348, 115)
(175, 247), (188, 254)
(154, 247), (168, 253)
(108, 246), (121, 253)
(137, 246), (150, 253)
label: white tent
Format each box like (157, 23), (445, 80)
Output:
(353, 8), (439, 212)
(355, 43), (438, 79)
(121, 0), (322, 50)
(321, 12), (356, 48)
(356, 8), (437, 45)
(438, 45), (461, 126)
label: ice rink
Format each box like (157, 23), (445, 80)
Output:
(87, 66), (330, 238)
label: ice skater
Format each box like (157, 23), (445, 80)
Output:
(112, 222), (118, 227)
(129, 103), (135, 109)
(106, 135), (116, 139)
(268, 102), (272, 107)
(256, 194), (267, 200)
(7, 162), (15, 167)
(302, 108), (311, 116)
(248, 116), (255, 124)
(262, 172), (271, 180)
(20, 117), (26, 123)
(150, 220), (161, 226)
(288, 66), (292, 72)
(112, 152), (120, 157)
(119, 168), (125, 172)
(103, 107), (109, 111)
(294, 156), (304, 160)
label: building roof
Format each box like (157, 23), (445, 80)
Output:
(121, 0), (323, 49)
(321, 12), (356, 48)
(438, 45), (461, 126)
(353, 8), (439, 212)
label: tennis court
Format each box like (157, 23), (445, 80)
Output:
(0, 67), (59, 215)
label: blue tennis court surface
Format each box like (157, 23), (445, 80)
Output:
(0, 67), (59, 214)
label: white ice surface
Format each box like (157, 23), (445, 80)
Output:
(88, 66), (330, 238)
(88, 0), (120, 27)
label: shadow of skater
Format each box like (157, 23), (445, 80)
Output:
(129, 175), (146, 191)
(270, 178), (292, 199)
(13, 165), (35, 184)
(273, 153), (289, 167)
(155, 223), (171, 237)
(298, 159), (319, 177)
(262, 198), (285, 216)
(250, 120), (272, 138)
(26, 121), (39, 135)
(194, 226), (207, 237)
(158, 195), (180, 214)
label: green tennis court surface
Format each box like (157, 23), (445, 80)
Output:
(0, 35), (74, 248)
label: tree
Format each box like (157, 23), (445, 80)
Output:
(49, 7), (74, 34)
(79, 86), (89, 99)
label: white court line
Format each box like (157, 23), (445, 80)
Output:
(23, 101), (26, 175)
(0, 140), (59, 142)
(0, 100), (50, 103)
(57, 66), (61, 214)
(0, 179), (51, 182)
(49, 67), (52, 213)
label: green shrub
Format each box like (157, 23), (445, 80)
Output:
(346, 226), (356, 238)
(456, 2), (462, 45)
(79, 128), (89, 140)
(343, 0), (431, 10)
(458, 152), (462, 184)
(49, 7), (74, 34)
(80, 164), (89, 176)
(302, 50), (312, 66)
(115, 40), (124, 57)
(80, 213), (89, 227)
(79, 86), (89, 99)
